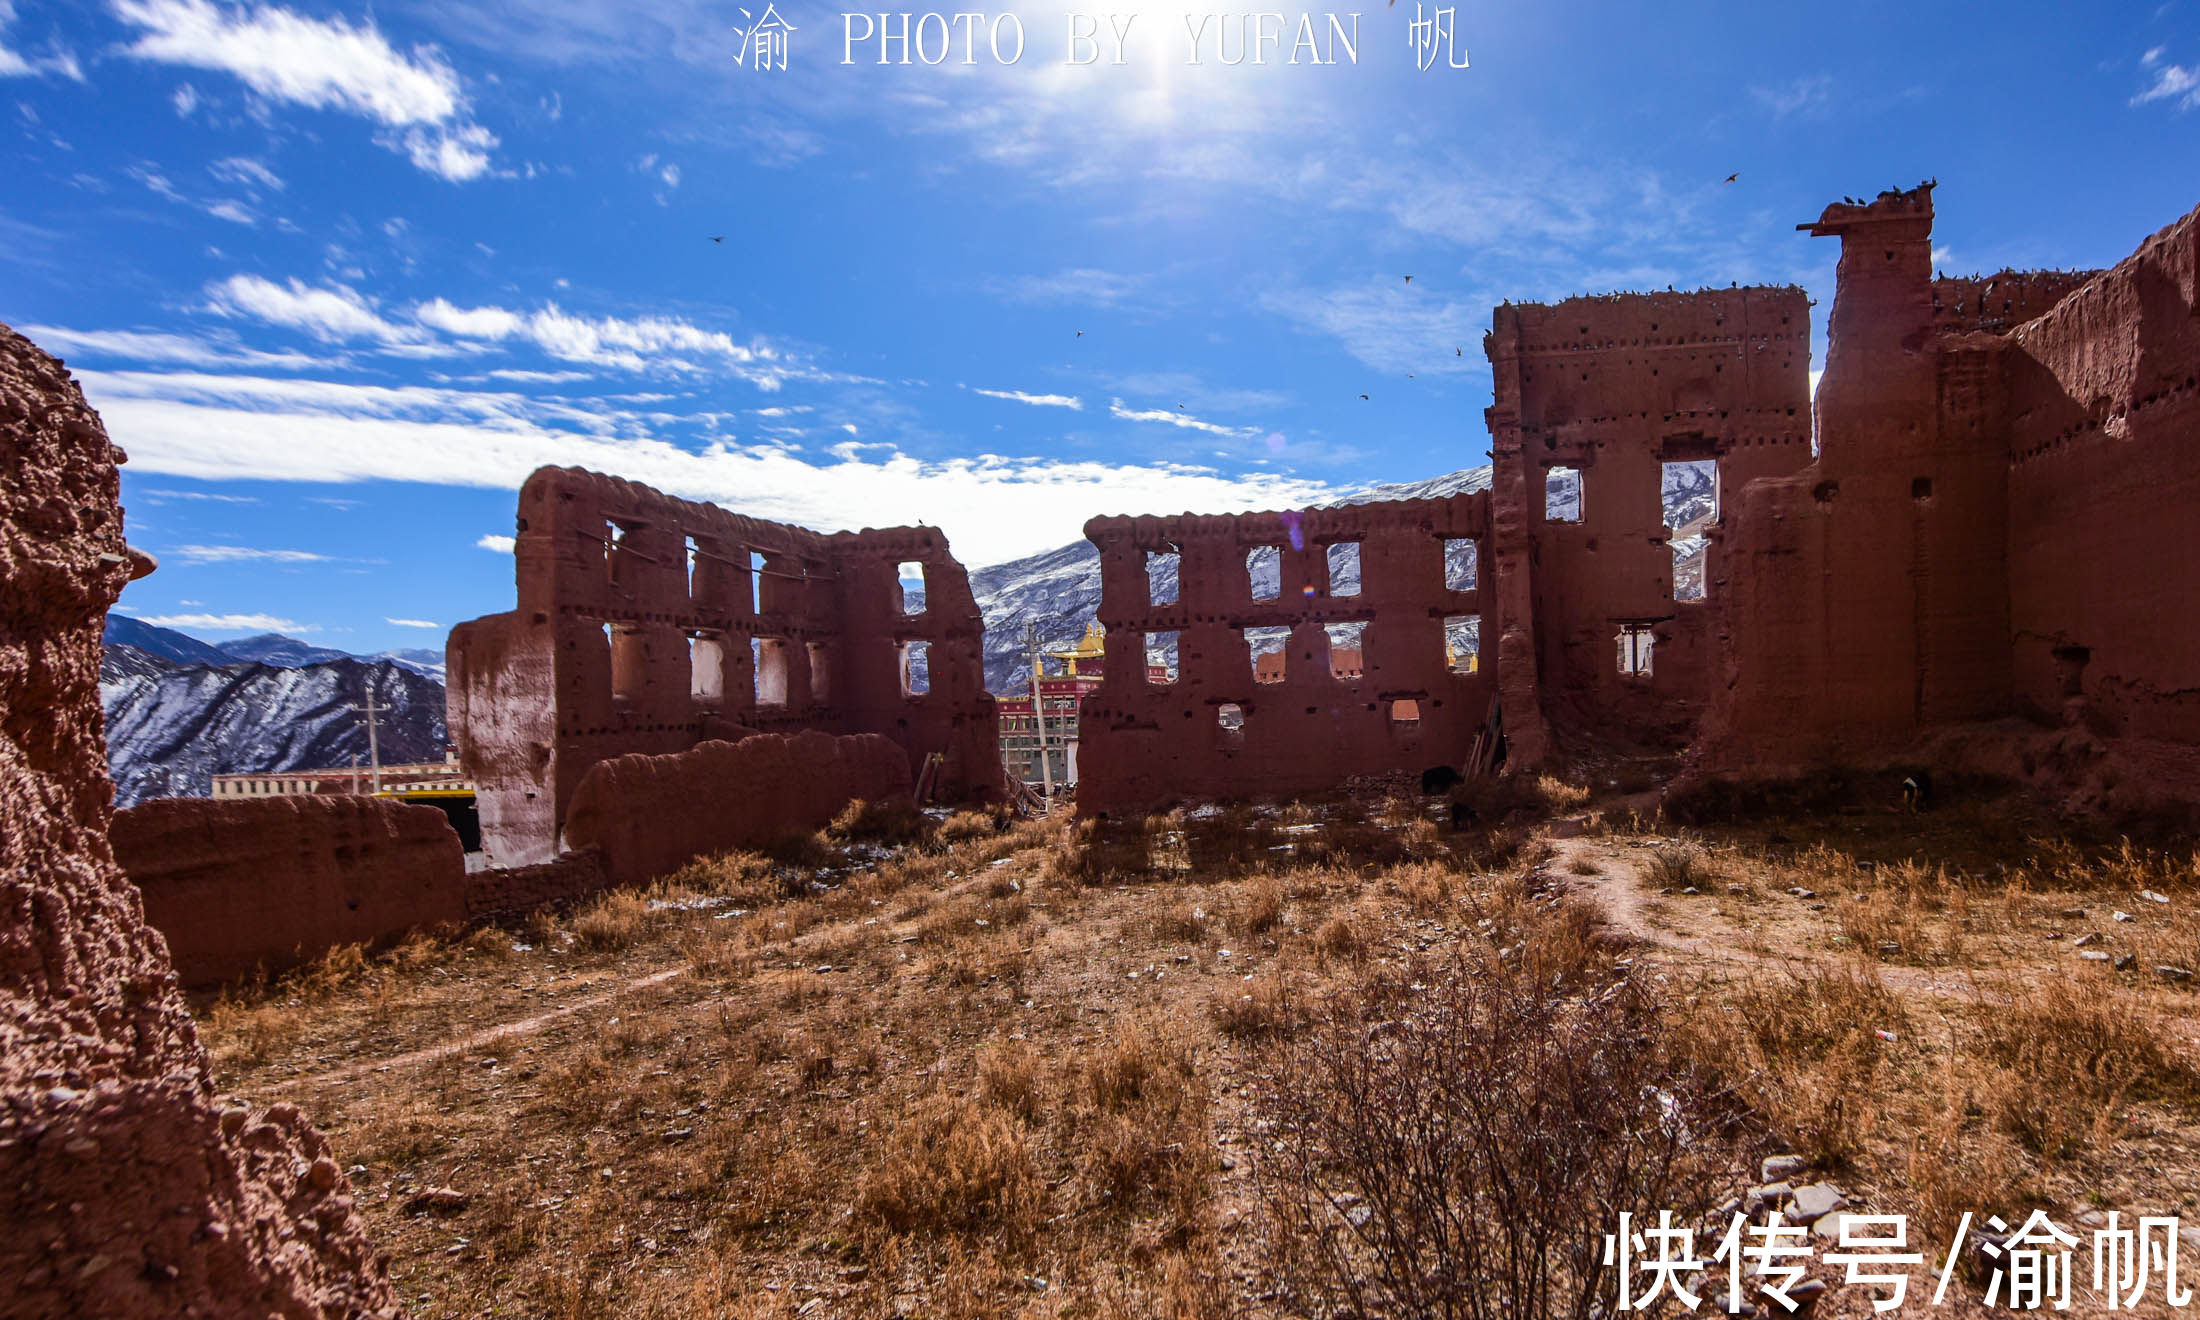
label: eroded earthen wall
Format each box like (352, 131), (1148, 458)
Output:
(1075, 493), (1501, 816)
(1485, 286), (1813, 749)
(451, 467), (999, 866)
(2002, 205), (2200, 784)
(0, 323), (398, 1318)
(563, 730), (912, 887)
(111, 796), (467, 987)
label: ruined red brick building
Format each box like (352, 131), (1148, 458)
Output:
(450, 466), (1001, 865)
(1077, 186), (2200, 815)
(1697, 184), (2200, 806)
(1074, 495), (1498, 815)
(1484, 286), (1816, 752)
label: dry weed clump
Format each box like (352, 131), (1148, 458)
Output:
(1971, 974), (2199, 1158)
(856, 1094), (1042, 1238)
(1669, 961), (1907, 1170)
(570, 889), (653, 951)
(1251, 954), (1731, 1320)
(1070, 1019), (1211, 1221)
(828, 795), (930, 844)
(1236, 875), (1285, 934)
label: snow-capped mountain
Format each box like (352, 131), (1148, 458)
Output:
(969, 462), (1712, 692)
(101, 645), (448, 808)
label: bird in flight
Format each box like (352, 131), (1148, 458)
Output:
(1723, 172), (1739, 184)
(1403, 275), (1413, 284)
(709, 235), (725, 242)
(1359, 393), (1370, 401)
(1456, 347), (1463, 356)
(1075, 330), (1084, 338)
(1176, 403), (1185, 410)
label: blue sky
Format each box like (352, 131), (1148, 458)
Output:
(5, 0), (2196, 656)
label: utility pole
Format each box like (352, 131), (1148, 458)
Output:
(349, 689), (384, 794)
(1025, 623), (1053, 811)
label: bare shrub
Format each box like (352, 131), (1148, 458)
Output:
(1646, 838), (1709, 890)
(1214, 973), (1294, 1040)
(936, 808), (1000, 845)
(1250, 956), (1730, 1320)
(1315, 913), (1363, 961)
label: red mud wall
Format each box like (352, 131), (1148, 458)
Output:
(0, 324), (399, 1317)
(112, 795), (467, 987)
(451, 466), (998, 867)
(2002, 205), (2200, 782)
(1485, 287), (1813, 748)
(1075, 493), (1499, 816)
(563, 730), (911, 888)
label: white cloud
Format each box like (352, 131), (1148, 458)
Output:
(206, 274), (422, 344)
(82, 370), (1335, 566)
(170, 81), (199, 115)
(209, 155), (283, 191)
(988, 268), (1149, 308)
(203, 198), (258, 225)
(408, 296), (800, 383)
(476, 533), (516, 553)
(20, 324), (325, 370)
(111, 0), (500, 180)
(2133, 48), (2200, 110)
(1258, 284), (1483, 377)
(141, 488), (260, 504)
(126, 610), (312, 633)
(0, 0), (83, 79)
(1108, 398), (1260, 437)
(660, 162), (681, 188)
(386, 616), (439, 628)
(168, 543), (331, 563)
(415, 297), (523, 339)
(971, 386), (1083, 410)
(1749, 74), (1834, 119)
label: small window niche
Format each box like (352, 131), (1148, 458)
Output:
(1146, 547), (1180, 606)
(607, 520), (639, 586)
(685, 535), (704, 605)
(1443, 615), (1480, 673)
(900, 639), (931, 697)
(746, 549), (766, 614)
(1443, 538), (1478, 591)
(1144, 631), (1179, 685)
(754, 636), (791, 706)
(690, 632), (725, 704)
(1325, 621), (1367, 680)
(1326, 541), (1362, 597)
(1216, 702), (1246, 743)
(1545, 466), (1583, 523)
(897, 561), (926, 616)
(1246, 546), (1281, 601)
(1616, 624), (1655, 678)
(609, 623), (645, 703)
(1245, 626), (1289, 683)
(806, 641), (832, 704)
(1388, 698), (1422, 731)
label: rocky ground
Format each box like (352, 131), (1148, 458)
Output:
(193, 780), (2200, 1319)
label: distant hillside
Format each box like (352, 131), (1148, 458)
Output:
(104, 615), (238, 666)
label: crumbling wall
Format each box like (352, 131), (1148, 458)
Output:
(463, 851), (610, 925)
(2002, 204), (2200, 783)
(1699, 185), (2017, 771)
(111, 796), (467, 987)
(451, 466), (998, 866)
(563, 730), (911, 887)
(1484, 286), (1813, 749)
(1076, 493), (1500, 816)
(0, 323), (398, 1318)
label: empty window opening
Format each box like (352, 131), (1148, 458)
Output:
(607, 521), (638, 586)
(900, 640), (930, 697)
(754, 637), (791, 706)
(1325, 621), (1367, 679)
(685, 536), (703, 603)
(1246, 626), (1289, 683)
(1216, 702), (1246, 740)
(1664, 460), (1717, 602)
(1146, 548), (1180, 606)
(609, 623), (646, 703)
(806, 642), (832, 704)
(1443, 538), (1478, 591)
(1388, 698), (1422, 727)
(897, 561), (926, 616)
(1326, 541), (1362, 597)
(747, 550), (766, 614)
(1247, 546), (1281, 601)
(1545, 466), (1583, 522)
(690, 633), (725, 704)
(1443, 615), (1480, 673)
(1616, 625), (1656, 678)
(1144, 632), (1179, 685)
